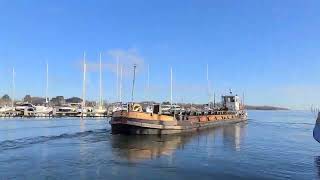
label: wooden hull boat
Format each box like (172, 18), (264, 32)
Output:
(110, 110), (247, 135)
(110, 94), (247, 135)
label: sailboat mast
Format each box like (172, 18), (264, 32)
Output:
(147, 64), (150, 101)
(131, 64), (137, 102)
(207, 64), (210, 108)
(116, 56), (119, 102)
(12, 67), (15, 108)
(82, 52), (86, 115)
(120, 65), (123, 102)
(213, 92), (216, 108)
(99, 53), (102, 107)
(46, 61), (49, 103)
(242, 92), (245, 110)
(170, 67), (173, 106)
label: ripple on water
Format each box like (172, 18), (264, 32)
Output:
(0, 112), (318, 179)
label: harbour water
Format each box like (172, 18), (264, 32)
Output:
(0, 110), (319, 179)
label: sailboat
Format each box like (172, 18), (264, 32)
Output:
(206, 64), (213, 111)
(0, 68), (18, 116)
(76, 52), (90, 117)
(313, 111), (320, 143)
(94, 53), (107, 117)
(0, 69), (15, 116)
(145, 64), (153, 113)
(0, 105), (14, 116)
(35, 62), (53, 117)
(112, 61), (128, 113)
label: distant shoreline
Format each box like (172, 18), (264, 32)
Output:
(245, 105), (289, 111)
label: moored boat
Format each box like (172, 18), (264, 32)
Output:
(313, 112), (320, 143)
(110, 93), (247, 135)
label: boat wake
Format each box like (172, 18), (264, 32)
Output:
(0, 123), (100, 132)
(0, 129), (109, 152)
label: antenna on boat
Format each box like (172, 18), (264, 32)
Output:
(82, 52), (86, 117)
(170, 67), (173, 106)
(131, 64), (137, 102)
(46, 61), (49, 104)
(99, 52), (103, 107)
(12, 67), (15, 108)
(120, 65), (123, 102)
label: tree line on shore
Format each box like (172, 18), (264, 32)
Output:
(0, 94), (289, 110)
(0, 94), (94, 106)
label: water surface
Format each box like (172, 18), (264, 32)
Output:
(0, 111), (318, 179)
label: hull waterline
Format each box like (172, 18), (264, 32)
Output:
(110, 113), (247, 135)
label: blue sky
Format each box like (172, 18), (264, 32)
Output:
(0, 0), (320, 109)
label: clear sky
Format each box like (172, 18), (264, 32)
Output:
(0, 0), (320, 109)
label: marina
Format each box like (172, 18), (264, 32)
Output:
(0, 56), (247, 124)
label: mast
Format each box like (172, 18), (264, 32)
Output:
(207, 64), (210, 108)
(46, 61), (49, 103)
(213, 92), (216, 108)
(147, 64), (150, 101)
(170, 67), (173, 106)
(116, 56), (119, 102)
(120, 65), (123, 102)
(82, 52), (86, 116)
(12, 67), (15, 108)
(131, 64), (137, 102)
(242, 92), (245, 110)
(99, 52), (102, 107)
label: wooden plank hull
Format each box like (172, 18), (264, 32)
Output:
(110, 115), (247, 135)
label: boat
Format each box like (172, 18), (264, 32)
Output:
(35, 105), (53, 117)
(112, 102), (128, 113)
(110, 65), (247, 135)
(93, 106), (107, 117)
(14, 102), (36, 116)
(93, 53), (107, 117)
(36, 62), (54, 117)
(77, 52), (90, 117)
(76, 106), (93, 117)
(110, 93), (247, 135)
(56, 105), (75, 112)
(54, 104), (77, 116)
(0, 106), (12, 113)
(313, 112), (320, 143)
(34, 62), (53, 117)
(0, 105), (15, 116)
(15, 102), (36, 111)
(161, 104), (183, 115)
